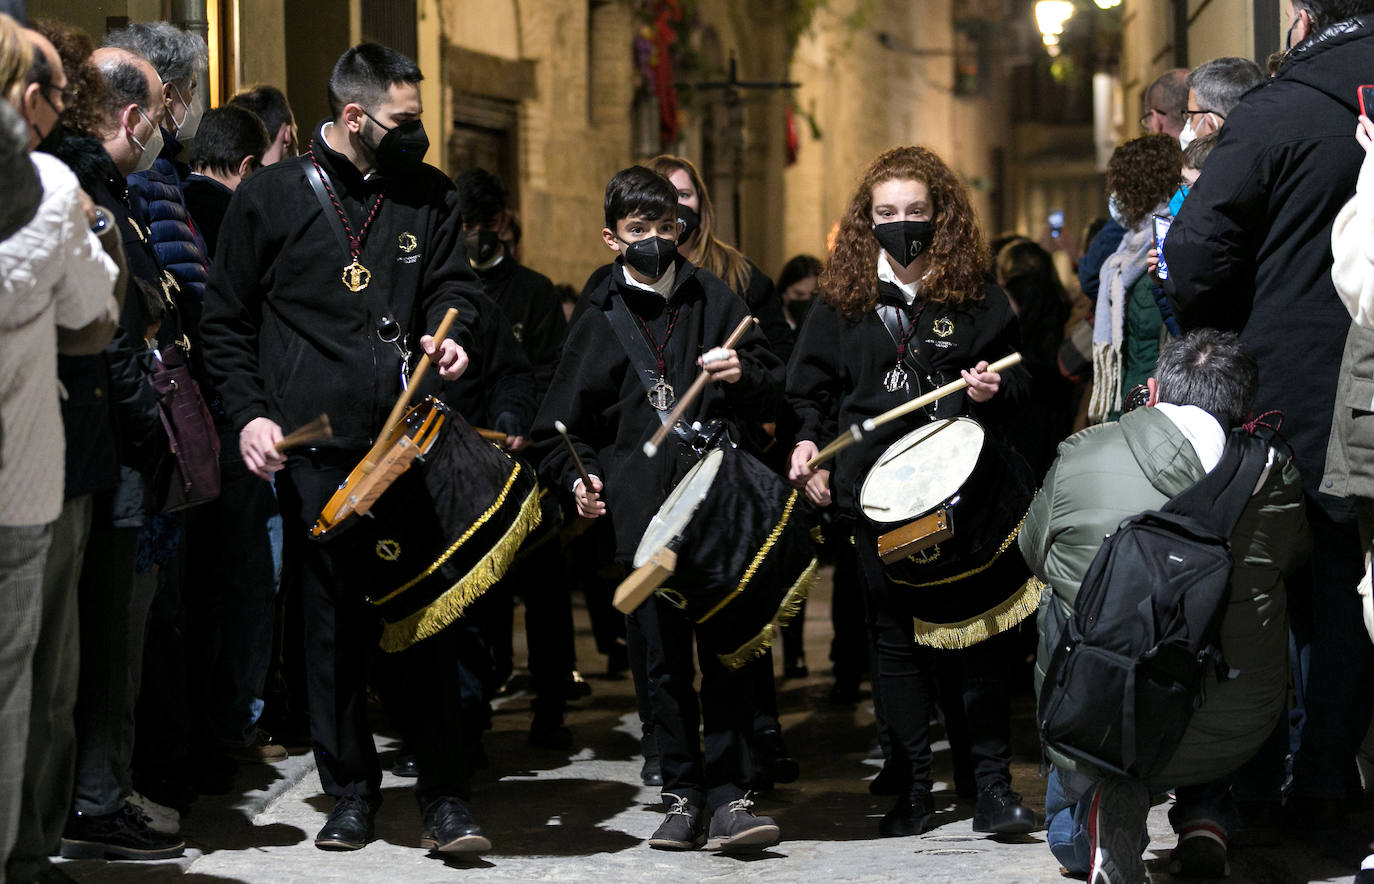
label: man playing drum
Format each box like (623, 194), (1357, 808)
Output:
(531, 166), (784, 852)
(201, 44), (488, 856)
(786, 146), (1040, 838)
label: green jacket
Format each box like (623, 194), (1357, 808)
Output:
(1020, 406), (1309, 787)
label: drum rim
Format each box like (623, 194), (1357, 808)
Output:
(633, 448), (727, 567)
(858, 417), (986, 525)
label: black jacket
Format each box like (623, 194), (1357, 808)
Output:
(1163, 15), (1374, 512)
(786, 282), (1028, 511)
(442, 288), (535, 433)
(475, 256), (566, 401)
(183, 172), (233, 262)
(46, 133), (165, 499)
(533, 257), (783, 558)
(201, 124), (480, 449)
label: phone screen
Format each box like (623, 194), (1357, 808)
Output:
(1153, 214), (1173, 281)
(1048, 209), (1064, 239)
(1360, 85), (1374, 118)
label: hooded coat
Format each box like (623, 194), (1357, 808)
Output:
(1162, 15), (1374, 515)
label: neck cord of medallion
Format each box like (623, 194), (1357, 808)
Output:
(309, 149), (386, 293)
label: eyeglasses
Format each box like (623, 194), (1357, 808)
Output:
(41, 82), (75, 110)
(1138, 108), (1165, 129)
(1183, 108), (1225, 121)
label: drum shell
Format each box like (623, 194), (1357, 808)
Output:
(654, 446), (818, 668)
(315, 402), (541, 652)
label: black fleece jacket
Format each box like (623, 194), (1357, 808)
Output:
(201, 124), (480, 449)
(532, 257), (783, 558)
(786, 281), (1028, 512)
(474, 256), (566, 402)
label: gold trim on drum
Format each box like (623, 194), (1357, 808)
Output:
(887, 510), (1030, 589)
(911, 576), (1046, 650)
(716, 556), (818, 670)
(696, 490), (802, 625)
(377, 481), (542, 653)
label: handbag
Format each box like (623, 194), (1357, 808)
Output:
(148, 343), (221, 512)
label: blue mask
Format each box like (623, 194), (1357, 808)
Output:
(1168, 185), (1190, 217)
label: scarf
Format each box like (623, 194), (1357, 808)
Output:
(1088, 213), (1158, 422)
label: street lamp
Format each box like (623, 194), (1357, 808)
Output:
(1034, 0), (1075, 56)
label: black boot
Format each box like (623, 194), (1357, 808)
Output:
(971, 781), (1037, 835)
(879, 785), (934, 837)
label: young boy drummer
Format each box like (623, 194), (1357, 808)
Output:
(531, 166), (784, 852)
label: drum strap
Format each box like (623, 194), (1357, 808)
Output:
(604, 293), (670, 426)
(876, 304), (946, 418)
(304, 162), (410, 365)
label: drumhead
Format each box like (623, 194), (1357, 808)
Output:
(633, 448), (725, 567)
(859, 418), (985, 525)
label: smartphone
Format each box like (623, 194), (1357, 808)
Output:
(1360, 84), (1374, 118)
(1048, 209), (1064, 239)
(1152, 214), (1173, 281)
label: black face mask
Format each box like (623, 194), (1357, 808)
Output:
(676, 203), (700, 245)
(363, 111), (429, 174)
(619, 235), (677, 279)
(464, 229), (503, 267)
(873, 219), (936, 267)
(33, 90), (63, 155)
(785, 297), (813, 327)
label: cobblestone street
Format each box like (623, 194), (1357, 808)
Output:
(56, 567), (1370, 883)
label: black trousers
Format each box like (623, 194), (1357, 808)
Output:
(627, 592), (755, 809)
(276, 454), (470, 807)
(481, 533), (573, 720)
(855, 520), (1015, 793)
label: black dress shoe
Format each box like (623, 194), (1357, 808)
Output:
(868, 763), (906, 796)
(420, 796), (491, 855)
(565, 670), (593, 700)
(641, 754), (663, 787)
(315, 795), (376, 851)
(60, 803), (185, 860)
(879, 786), (934, 837)
(753, 729), (800, 785)
(392, 752), (418, 778)
(971, 781), (1037, 835)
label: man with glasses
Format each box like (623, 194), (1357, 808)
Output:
(1139, 69), (1189, 138)
(1180, 57), (1265, 148)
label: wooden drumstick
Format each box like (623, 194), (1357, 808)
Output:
(554, 420), (595, 492)
(474, 427), (507, 443)
(805, 352), (1022, 469)
(274, 414), (332, 452)
(380, 307), (460, 438)
(643, 315), (758, 458)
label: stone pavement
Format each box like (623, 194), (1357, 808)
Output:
(56, 567), (1368, 883)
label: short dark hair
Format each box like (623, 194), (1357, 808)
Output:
(228, 84), (293, 136)
(1155, 329), (1258, 429)
(25, 36), (50, 88)
(95, 55), (153, 127)
(777, 253), (822, 293)
(189, 105), (268, 176)
(1292, 0), (1374, 29)
(327, 42), (422, 118)
(604, 165), (676, 230)
(455, 167), (507, 226)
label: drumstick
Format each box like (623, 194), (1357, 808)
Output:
(554, 420), (596, 493)
(642, 315), (758, 458)
(380, 307), (460, 438)
(474, 427), (507, 443)
(274, 414), (332, 452)
(805, 352), (1023, 469)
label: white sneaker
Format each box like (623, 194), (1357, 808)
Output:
(128, 790), (181, 835)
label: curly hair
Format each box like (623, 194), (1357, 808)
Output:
(820, 146), (987, 319)
(1107, 134), (1182, 229)
(33, 19), (108, 137)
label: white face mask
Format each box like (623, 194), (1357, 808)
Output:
(130, 106), (164, 173)
(1179, 117), (1197, 150)
(169, 81), (203, 141)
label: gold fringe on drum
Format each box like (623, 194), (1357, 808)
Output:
(716, 557), (818, 670)
(376, 472), (542, 653)
(910, 576), (1046, 650)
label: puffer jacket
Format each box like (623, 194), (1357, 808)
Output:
(1020, 406), (1309, 787)
(127, 129), (208, 303)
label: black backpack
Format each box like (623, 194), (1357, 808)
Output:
(1037, 425), (1271, 781)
